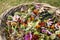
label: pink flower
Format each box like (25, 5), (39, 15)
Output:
(47, 30), (52, 35)
(42, 29), (46, 33)
(35, 4), (40, 9)
(24, 32), (32, 40)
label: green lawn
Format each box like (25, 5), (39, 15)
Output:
(0, 0), (60, 15)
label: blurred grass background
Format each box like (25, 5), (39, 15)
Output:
(0, 0), (60, 15)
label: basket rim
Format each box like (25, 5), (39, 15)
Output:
(0, 2), (60, 27)
(0, 2), (59, 19)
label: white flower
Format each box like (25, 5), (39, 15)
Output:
(21, 7), (24, 11)
(13, 15), (20, 21)
(39, 7), (45, 13)
(55, 24), (59, 29)
(28, 8), (31, 14)
(50, 34), (56, 39)
(47, 21), (53, 27)
(41, 39), (44, 40)
(55, 29), (60, 34)
(41, 34), (45, 38)
(26, 22), (34, 31)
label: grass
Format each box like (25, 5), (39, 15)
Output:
(0, 0), (60, 15)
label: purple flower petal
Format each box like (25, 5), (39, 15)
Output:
(24, 32), (32, 40)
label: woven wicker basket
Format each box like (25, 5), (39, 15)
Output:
(0, 3), (60, 40)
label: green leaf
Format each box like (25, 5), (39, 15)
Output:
(15, 12), (21, 16)
(7, 15), (12, 20)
